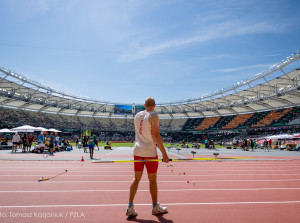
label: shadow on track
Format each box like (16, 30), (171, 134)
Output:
(127, 214), (173, 223)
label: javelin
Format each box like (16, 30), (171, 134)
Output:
(38, 170), (68, 182)
(92, 157), (252, 163)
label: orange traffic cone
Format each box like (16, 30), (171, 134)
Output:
(81, 156), (84, 162)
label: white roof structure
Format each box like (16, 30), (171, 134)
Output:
(0, 50), (300, 119)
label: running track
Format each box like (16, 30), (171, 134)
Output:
(0, 159), (300, 222)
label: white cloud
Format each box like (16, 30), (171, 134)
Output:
(264, 53), (282, 57)
(210, 64), (273, 73)
(118, 19), (285, 62)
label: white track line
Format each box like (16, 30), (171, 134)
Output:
(0, 164), (298, 167)
(0, 188), (300, 193)
(2, 164), (300, 168)
(1, 201), (300, 208)
(1, 179), (300, 183)
(1, 173), (300, 177)
(2, 169), (300, 173)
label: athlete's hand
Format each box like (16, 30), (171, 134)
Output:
(162, 153), (169, 163)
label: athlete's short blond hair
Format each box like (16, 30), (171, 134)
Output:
(145, 97), (155, 107)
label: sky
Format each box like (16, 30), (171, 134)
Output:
(0, 0), (299, 105)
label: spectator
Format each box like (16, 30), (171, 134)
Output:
(250, 139), (254, 151)
(21, 133), (28, 153)
(205, 139), (208, 149)
(76, 137), (79, 148)
(264, 139), (269, 152)
(49, 133), (55, 155)
(268, 139), (272, 151)
(233, 138), (237, 149)
(83, 135), (88, 153)
(12, 133), (20, 153)
(209, 140), (215, 149)
(88, 132), (96, 159)
(38, 133), (44, 144)
(27, 133), (35, 152)
(55, 134), (60, 151)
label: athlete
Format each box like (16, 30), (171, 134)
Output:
(126, 97), (169, 217)
(88, 132), (96, 159)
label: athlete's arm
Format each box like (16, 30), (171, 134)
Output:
(150, 113), (169, 163)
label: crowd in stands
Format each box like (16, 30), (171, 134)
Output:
(183, 106), (300, 131)
(1, 106), (300, 147)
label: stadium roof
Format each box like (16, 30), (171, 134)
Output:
(0, 50), (300, 119)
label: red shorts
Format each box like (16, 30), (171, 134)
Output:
(134, 155), (158, 173)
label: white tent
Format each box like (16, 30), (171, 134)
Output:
(35, 127), (49, 132)
(0, 128), (16, 133)
(11, 125), (37, 132)
(293, 133), (300, 138)
(48, 128), (62, 133)
(266, 134), (294, 140)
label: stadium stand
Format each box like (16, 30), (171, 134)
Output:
(211, 115), (235, 130)
(169, 118), (188, 131)
(252, 108), (292, 127)
(222, 113), (253, 129)
(272, 106), (300, 126)
(182, 118), (204, 131)
(0, 50), (300, 143)
(1, 106), (300, 134)
(195, 117), (220, 131)
(238, 111), (270, 129)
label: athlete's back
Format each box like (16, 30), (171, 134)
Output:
(133, 110), (156, 157)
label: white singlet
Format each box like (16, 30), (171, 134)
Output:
(133, 110), (157, 157)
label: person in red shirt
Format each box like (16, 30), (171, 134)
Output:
(27, 133), (35, 152)
(268, 139), (272, 152)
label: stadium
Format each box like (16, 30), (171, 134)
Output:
(1, 49), (300, 143)
(1, 1), (300, 221)
(1, 50), (300, 223)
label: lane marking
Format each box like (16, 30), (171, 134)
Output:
(1, 173), (300, 177)
(1, 165), (300, 168)
(2, 164), (300, 168)
(1, 179), (300, 183)
(1, 169), (300, 173)
(1, 188), (300, 193)
(1, 201), (300, 208)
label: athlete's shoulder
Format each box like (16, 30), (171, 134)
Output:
(136, 110), (147, 118)
(148, 112), (159, 121)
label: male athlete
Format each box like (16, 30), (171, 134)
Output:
(88, 132), (96, 159)
(126, 97), (169, 217)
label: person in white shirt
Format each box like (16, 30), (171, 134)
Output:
(12, 133), (20, 153)
(126, 97), (169, 217)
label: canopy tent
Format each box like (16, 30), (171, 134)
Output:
(35, 127), (49, 132)
(265, 134), (294, 140)
(48, 128), (62, 133)
(0, 128), (16, 133)
(11, 125), (37, 132)
(293, 133), (300, 138)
